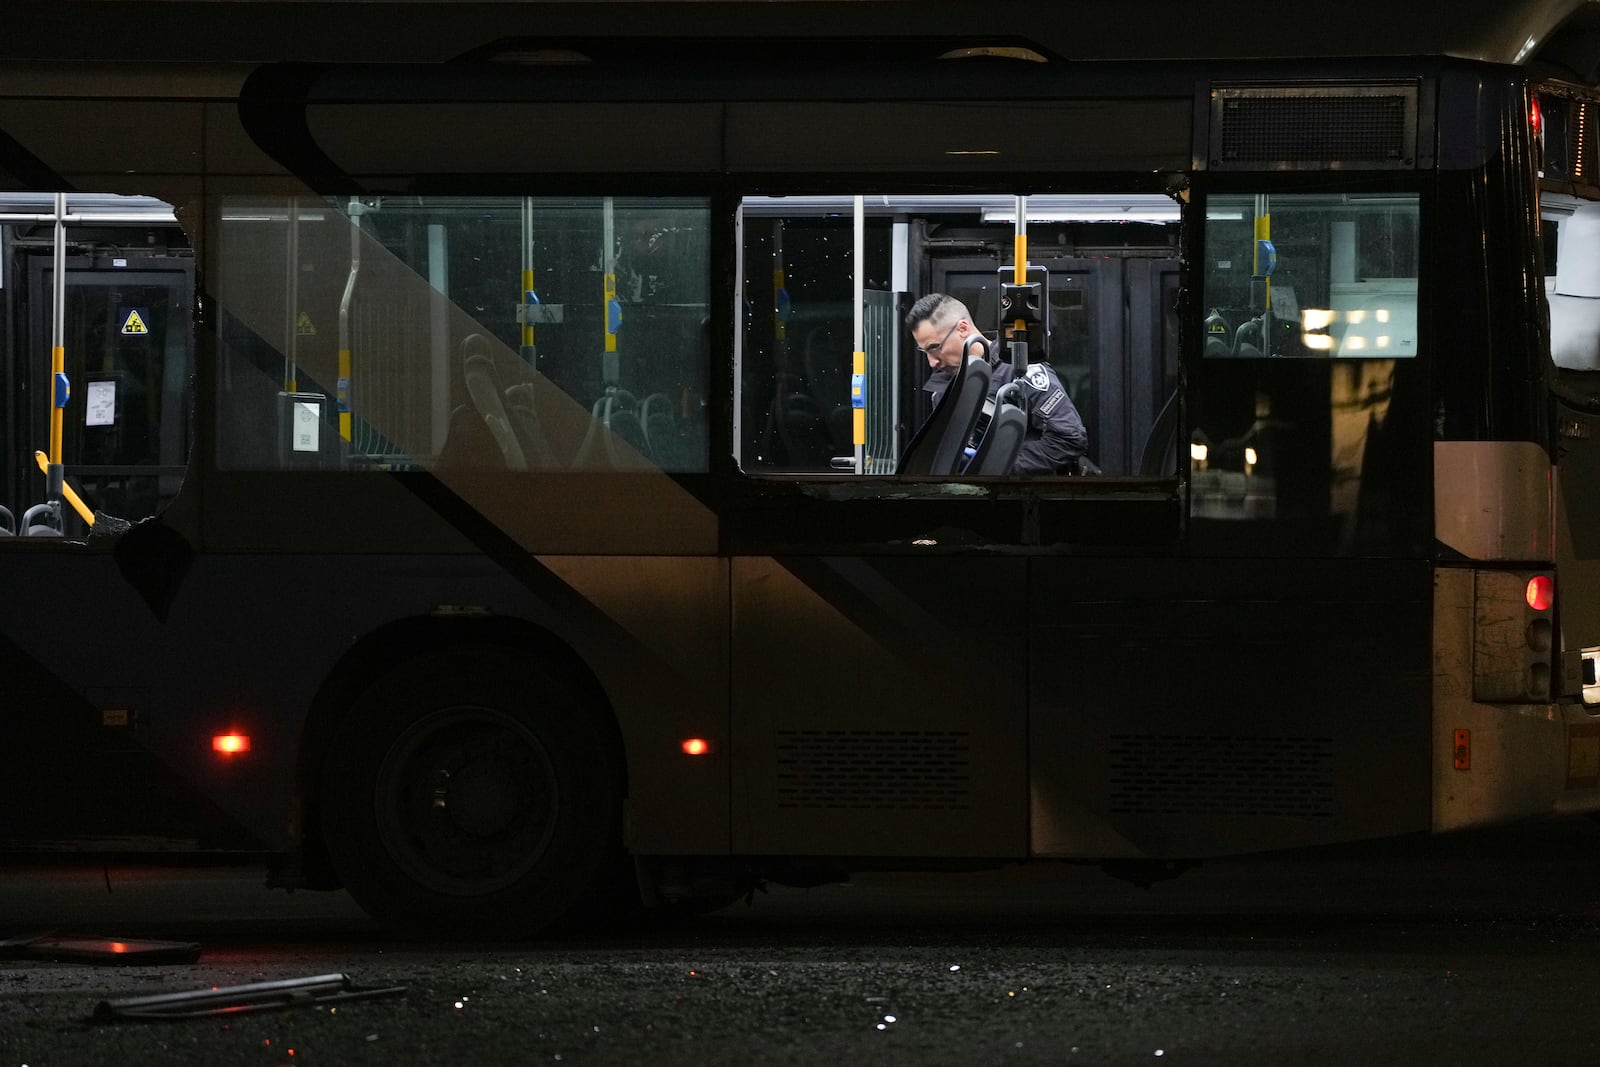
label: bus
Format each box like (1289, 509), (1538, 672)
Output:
(2, 0), (1599, 935)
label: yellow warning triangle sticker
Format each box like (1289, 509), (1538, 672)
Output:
(120, 310), (148, 335)
(297, 311), (317, 336)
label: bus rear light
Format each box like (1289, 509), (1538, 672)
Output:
(1473, 570), (1555, 702)
(212, 733), (251, 756)
(680, 738), (711, 756)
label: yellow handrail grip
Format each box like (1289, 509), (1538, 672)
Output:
(32, 450), (95, 527)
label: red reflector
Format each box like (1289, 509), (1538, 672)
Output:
(212, 733), (251, 755)
(1531, 96), (1543, 139)
(681, 738), (711, 756)
(1526, 575), (1553, 612)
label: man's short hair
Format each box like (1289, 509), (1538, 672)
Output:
(905, 293), (970, 333)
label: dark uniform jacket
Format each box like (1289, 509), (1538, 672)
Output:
(924, 358), (1088, 474)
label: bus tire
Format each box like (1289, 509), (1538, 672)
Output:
(318, 650), (622, 938)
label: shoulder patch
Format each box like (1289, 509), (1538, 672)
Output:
(1039, 389), (1065, 415)
(1027, 367), (1050, 390)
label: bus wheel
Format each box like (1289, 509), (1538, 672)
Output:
(319, 651), (622, 938)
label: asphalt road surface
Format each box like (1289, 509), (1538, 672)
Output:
(4, 820), (1600, 1065)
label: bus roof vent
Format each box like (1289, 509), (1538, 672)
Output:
(1209, 84), (1419, 170)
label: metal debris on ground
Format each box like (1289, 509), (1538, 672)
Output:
(93, 973), (407, 1022)
(0, 932), (201, 965)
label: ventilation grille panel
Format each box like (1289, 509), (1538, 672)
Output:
(775, 729), (971, 810)
(1210, 85), (1418, 170)
(1108, 734), (1336, 817)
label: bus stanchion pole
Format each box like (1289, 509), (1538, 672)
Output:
(44, 191), (68, 533)
(1253, 193), (1274, 357)
(852, 195), (865, 475)
(999, 194), (1042, 376)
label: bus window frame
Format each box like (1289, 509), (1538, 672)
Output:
(729, 180), (1190, 490)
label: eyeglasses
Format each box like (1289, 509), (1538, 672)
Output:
(915, 321), (960, 357)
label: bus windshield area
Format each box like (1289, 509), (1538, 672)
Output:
(1191, 191), (1421, 531)
(1201, 193), (1420, 361)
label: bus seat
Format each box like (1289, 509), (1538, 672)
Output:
(803, 324), (852, 453)
(898, 354), (991, 476)
(462, 349), (527, 470)
(0, 505), (12, 536)
(1139, 386), (1182, 475)
(22, 502), (62, 537)
(640, 392), (687, 469)
(968, 383), (1026, 475)
(573, 389), (650, 469)
(1203, 309), (1233, 358)
(502, 381), (561, 469)
(1233, 316), (1265, 358)
(602, 393), (649, 459)
(775, 388), (833, 467)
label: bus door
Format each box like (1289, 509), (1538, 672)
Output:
(934, 254), (1182, 476)
(23, 254), (191, 527)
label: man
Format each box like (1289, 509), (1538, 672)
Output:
(905, 293), (1088, 475)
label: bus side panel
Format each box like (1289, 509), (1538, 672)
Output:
(536, 556), (730, 855)
(0, 551), (258, 849)
(0, 548), (732, 856)
(1029, 557), (1432, 859)
(729, 555), (1027, 859)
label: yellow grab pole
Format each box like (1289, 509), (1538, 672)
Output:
(852, 348), (866, 446)
(49, 344), (65, 463)
(1013, 233), (1028, 332)
(337, 346), (352, 441)
(33, 450), (93, 526)
(521, 267), (536, 350)
(1254, 210), (1272, 308)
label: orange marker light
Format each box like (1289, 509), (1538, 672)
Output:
(212, 733), (252, 755)
(1526, 575), (1554, 611)
(681, 738), (711, 756)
